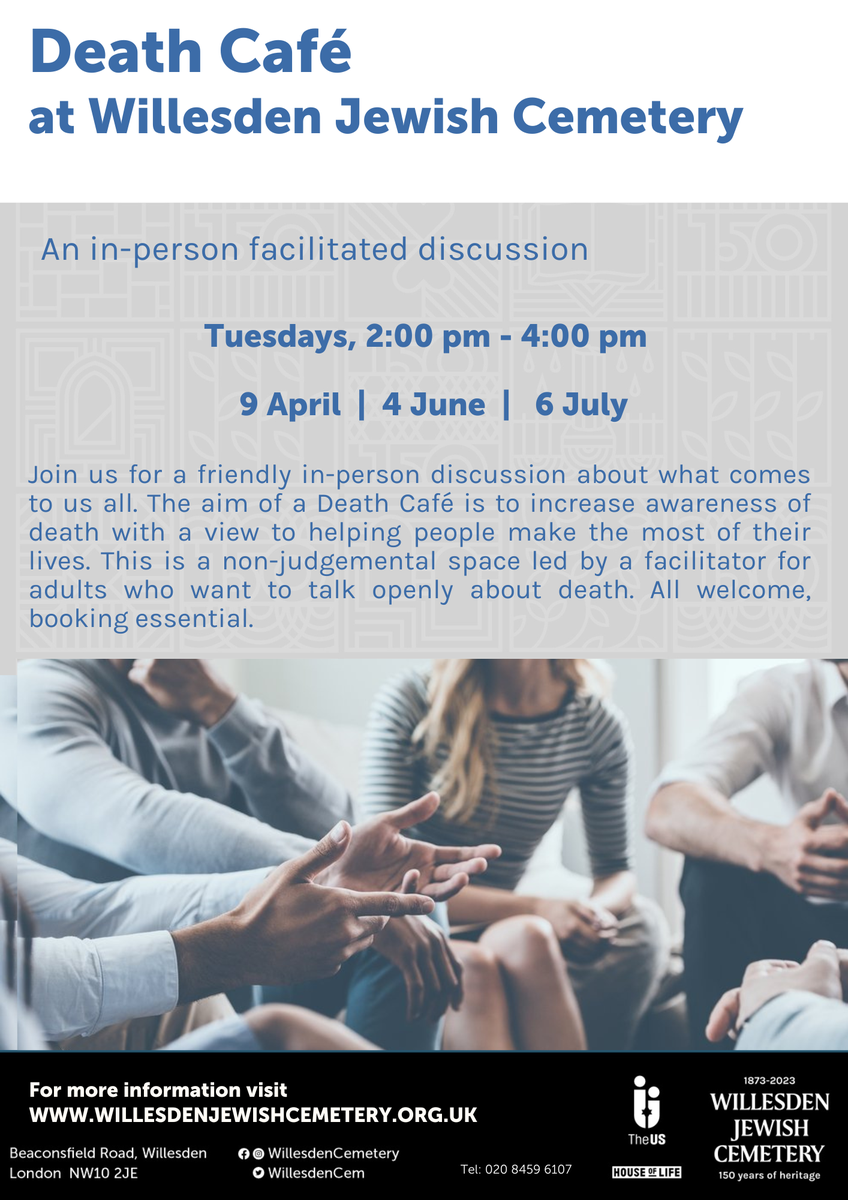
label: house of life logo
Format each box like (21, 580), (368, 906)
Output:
(633, 1076), (660, 1129)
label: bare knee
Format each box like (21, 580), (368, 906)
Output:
(481, 915), (561, 972)
(244, 1004), (375, 1052)
(455, 944), (504, 1013)
(244, 1003), (300, 1051)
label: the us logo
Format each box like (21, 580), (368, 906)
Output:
(633, 1075), (660, 1129)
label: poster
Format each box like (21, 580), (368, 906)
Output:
(2, 1), (847, 1188)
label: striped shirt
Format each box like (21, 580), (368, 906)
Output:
(359, 671), (634, 891)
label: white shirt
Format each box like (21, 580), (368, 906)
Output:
(655, 660), (848, 824)
(1, 839), (268, 1042)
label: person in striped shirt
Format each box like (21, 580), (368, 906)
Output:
(360, 659), (668, 1051)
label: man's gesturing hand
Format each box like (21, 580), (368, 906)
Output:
(173, 821), (435, 1000)
(317, 792), (501, 900)
(127, 659), (237, 728)
(761, 789), (848, 899)
(706, 940), (843, 1043)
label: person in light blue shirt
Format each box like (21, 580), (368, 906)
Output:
(706, 939), (848, 1051)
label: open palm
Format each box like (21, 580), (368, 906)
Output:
(318, 792), (500, 900)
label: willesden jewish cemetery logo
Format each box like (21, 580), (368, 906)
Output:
(633, 1076), (660, 1129)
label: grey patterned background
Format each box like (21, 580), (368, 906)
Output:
(12, 203), (847, 656)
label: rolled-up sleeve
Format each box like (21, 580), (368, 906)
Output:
(651, 673), (789, 800)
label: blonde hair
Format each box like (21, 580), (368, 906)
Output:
(412, 659), (607, 823)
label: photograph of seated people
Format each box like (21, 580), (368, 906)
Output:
(1, 830), (433, 1052)
(360, 659), (669, 1051)
(646, 659), (848, 1051)
(10, 654), (843, 1054)
(5, 660), (501, 1052)
(706, 940), (848, 1051)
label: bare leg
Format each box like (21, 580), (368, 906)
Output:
(245, 1004), (377, 1051)
(443, 942), (515, 1051)
(479, 916), (586, 1051)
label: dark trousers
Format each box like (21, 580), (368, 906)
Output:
(679, 857), (848, 1051)
(261, 944), (440, 1051)
(259, 903), (449, 1052)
